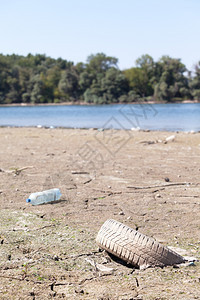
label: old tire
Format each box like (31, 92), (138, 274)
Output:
(96, 219), (185, 268)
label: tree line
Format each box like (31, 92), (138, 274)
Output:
(0, 53), (200, 105)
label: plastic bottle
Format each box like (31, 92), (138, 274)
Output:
(26, 188), (62, 205)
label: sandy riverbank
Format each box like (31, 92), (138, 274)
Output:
(0, 127), (199, 299)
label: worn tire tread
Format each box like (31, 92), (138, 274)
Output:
(96, 219), (185, 268)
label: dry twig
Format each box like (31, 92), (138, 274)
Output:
(127, 182), (191, 190)
(0, 166), (34, 175)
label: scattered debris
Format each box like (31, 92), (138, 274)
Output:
(155, 193), (161, 198)
(71, 171), (90, 175)
(118, 211), (125, 215)
(0, 166), (34, 175)
(85, 258), (114, 274)
(83, 178), (92, 184)
(183, 256), (198, 262)
(127, 182), (191, 190)
(165, 135), (176, 143)
(131, 127), (140, 131)
(75, 288), (84, 294)
(140, 140), (156, 145)
(26, 188), (61, 206)
(140, 134), (176, 145)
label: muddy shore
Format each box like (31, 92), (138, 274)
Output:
(0, 127), (199, 299)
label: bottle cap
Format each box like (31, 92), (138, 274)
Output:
(26, 198), (31, 203)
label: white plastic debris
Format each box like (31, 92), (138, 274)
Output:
(26, 188), (61, 205)
(165, 135), (176, 142)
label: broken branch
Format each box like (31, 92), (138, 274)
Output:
(127, 182), (191, 190)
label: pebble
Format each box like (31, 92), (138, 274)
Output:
(53, 255), (59, 261)
(119, 211), (125, 215)
(75, 288), (84, 294)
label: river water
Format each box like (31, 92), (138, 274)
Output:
(0, 103), (199, 131)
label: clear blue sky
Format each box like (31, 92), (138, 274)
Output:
(0, 0), (199, 70)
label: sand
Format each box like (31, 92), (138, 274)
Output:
(0, 127), (199, 299)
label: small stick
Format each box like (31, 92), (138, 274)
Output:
(71, 171), (89, 175)
(64, 250), (100, 260)
(127, 183), (191, 190)
(83, 179), (92, 184)
(0, 166), (34, 175)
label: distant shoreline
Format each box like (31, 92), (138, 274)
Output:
(0, 99), (199, 107)
(0, 125), (199, 133)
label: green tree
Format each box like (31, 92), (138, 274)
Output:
(189, 62), (200, 100)
(124, 54), (155, 98)
(82, 53), (122, 103)
(30, 74), (44, 103)
(58, 68), (79, 101)
(101, 68), (129, 102)
(154, 56), (189, 101)
(5, 67), (21, 103)
(84, 67), (128, 104)
(0, 52), (197, 105)
(41, 66), (62, 103)
(79, 71), (94, 94)
(86, 53), (118, 74)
